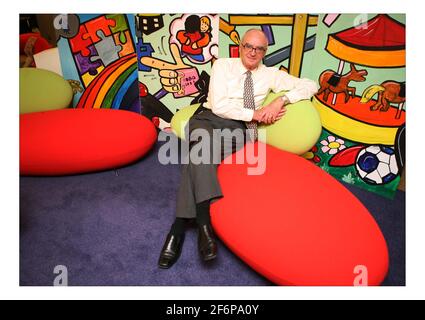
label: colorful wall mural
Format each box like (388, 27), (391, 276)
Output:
(218, 14), (318, 78)
(54, 13), (405, 198)
(57, 14), (140, 113)
(136, 14), (219, 130)
(303, 14), (405, 198)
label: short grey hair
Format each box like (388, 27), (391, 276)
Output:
(241, 28), (269, 47)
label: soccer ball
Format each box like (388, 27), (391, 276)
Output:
(355, 145), (399, 185)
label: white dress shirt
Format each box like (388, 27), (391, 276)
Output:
(203, 58), (319, 122)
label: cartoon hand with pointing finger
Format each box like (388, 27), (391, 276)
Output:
(141, 43), (199, 97)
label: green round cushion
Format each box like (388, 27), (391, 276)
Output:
(170, 91), (322, 155)
(20, 68), (73, 114)
(258, 91), (322, 155)
(170, 103), (201, 140)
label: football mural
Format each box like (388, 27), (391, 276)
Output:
(305, 14), (405, 198)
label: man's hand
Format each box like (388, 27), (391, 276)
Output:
(252, 109), (266, 122)
(252, 106), (286, 125)
(258, 96), (288, 124)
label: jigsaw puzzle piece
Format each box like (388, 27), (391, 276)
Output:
(82, 15), (116, 43)
(107, 14), (130, 44)
(75, 45), (102, 76)
(81, 65), (104, 87)
(69, 24), (93, 56)
(113, 30), (135, 58)
(89, 30), (122, 67)
(106, 14), (128, 33)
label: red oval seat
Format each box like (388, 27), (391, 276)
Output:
(211, 142), (389, 286)
(20, 108), (157, 175)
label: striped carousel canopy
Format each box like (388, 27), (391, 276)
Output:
(326, 14), (405, 68)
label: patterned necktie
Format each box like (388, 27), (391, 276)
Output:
(243, 71), (258, 141)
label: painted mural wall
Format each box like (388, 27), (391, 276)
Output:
(54, 13), (405, 198)
(137, 14), (219, 130)
(136, 14), (318, 130)
(57, 14), (140, 113)
(218, 14), (318, 78)
(303, 14), (405, 198)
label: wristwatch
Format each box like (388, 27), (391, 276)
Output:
(281, 95), (290, 105)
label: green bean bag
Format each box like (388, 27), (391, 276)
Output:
(170, 91), (322, 155)
(170, 103), (201, 139)
(258, 91), (322, 155)
(20, 68), (73, 114)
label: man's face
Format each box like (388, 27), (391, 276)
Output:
(240, 31), (268, 71)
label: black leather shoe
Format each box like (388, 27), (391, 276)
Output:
(198, 224), (217, 261)
(158, 233), (185, 269)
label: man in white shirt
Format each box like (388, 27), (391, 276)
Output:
(158, 29), (318, 269)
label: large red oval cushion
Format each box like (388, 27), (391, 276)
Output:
(211, 143), (389, 286)
(20, 108), (157, 175)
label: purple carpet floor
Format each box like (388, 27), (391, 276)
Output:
(20, 135), (405, 286)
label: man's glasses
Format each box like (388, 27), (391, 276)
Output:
(241, 43), (267, 54)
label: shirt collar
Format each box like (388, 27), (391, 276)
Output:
(237, 58), (263, 75)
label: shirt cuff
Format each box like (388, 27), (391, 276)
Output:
(242, 108), (255, 122)
(280, 95), (290, 105)
(284, 91), (298, 104)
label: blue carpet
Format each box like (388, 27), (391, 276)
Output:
(20, 136), (405, 286)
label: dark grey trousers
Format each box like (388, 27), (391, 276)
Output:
(175, 107), (250, 218)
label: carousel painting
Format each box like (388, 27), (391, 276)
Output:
(307, 14), (405, 198)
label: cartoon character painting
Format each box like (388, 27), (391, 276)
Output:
(176, 15), (212, 62)
(311, 14), (405, 197)
(361, 81), (406, 113)
(318, 63), (368, 103)
(57, 14), (140, 112)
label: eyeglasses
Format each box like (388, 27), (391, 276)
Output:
(241, 43), (267, 54)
